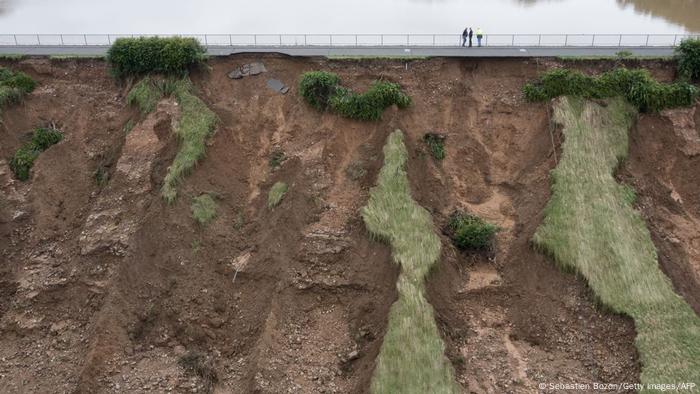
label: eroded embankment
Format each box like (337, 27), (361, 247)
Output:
(534, 97), (700, 386)
(1, 55), (697, 393)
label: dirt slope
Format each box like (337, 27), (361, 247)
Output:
(0, 55), (696, 393)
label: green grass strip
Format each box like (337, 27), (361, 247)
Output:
(361, 130), (458, 394)
(533, 96), (700, 388)
(126, 76), (163, 115)
(161, 78), (217, 203)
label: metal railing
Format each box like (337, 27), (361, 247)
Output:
(1, 34), (698, 47)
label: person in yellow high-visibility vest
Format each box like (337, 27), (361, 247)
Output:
(476, 28), (484, 47)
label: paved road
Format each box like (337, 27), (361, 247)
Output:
(0, 45), (677, 58)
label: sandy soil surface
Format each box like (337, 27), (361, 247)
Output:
(0, 55), (696, 393)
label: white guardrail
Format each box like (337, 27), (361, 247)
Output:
(0, 34), (699, 47)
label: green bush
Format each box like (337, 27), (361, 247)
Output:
(107, 36), (205, 78)
(447, 212), (498, 250)
(676, 38), (700, 81)
(0, 67), (35, 109)
(299, 71), (411, 121)
(9, 127), (63, 181)
(423, 133), (446, 160)
(523, 67), (698, 112)
(299, 71), (340, 110)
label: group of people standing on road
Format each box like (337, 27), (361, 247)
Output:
(462, 27), (484, 47)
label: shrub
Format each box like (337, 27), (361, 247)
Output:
(447, 212), (498, 250)
(191, 194), (217, 225)
(9, 126), (63, 181)
(523, 67), (698, 112)
(107, 36), (205, 78)
(676, 38), (700, 81)
(299, 71), (411, 121)
(299, 71), (340, 110)
(267, 181), (288, 208)
(178, 351), (218, 390)
(423, 133), (446, 160)
(0, 67), (35, 109)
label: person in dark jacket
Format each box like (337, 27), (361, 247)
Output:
(468, 28), (474, 47)
(462, 27), (469, 47)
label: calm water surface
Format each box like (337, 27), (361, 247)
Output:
(0, 0), (698, 34)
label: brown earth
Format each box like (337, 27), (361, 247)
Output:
(0, 55), (696, 393)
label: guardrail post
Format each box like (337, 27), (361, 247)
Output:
(618, 35), (622, 46)
(254, 35), (257, 45)
(564, 35), (568, 46)
(279, 34), (282, 46)
(538, 34), (542, 46)
(512, 35), (515, 46)
(433, 34), (435, 46)
(329, 35), (332, 46)
(304, 34), (307, 46)
(61, 35), (65, 46)
(205, 35), (208, 46)
(37, 34), (40, 45)
(229, 34), (232, 46)
(591, 34), (595, 46)
(84, 34), (88, 45)
(645, 34), (650, 46)
(355, 35), (358, 46)
(107, 35), (110, 45)
(381, 35), (383, 46)
(673, 34), (678, 46)
(13, 34), (17, 45)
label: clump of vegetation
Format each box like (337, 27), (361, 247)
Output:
(269, 149), (285, 169)
(267, 182), (288, 208)
(447, 211), (498, 250)
(423, 133), (446, 160)
(9, 126), (63, 181)
(127, 76), (163, 114)
(523, 68), (698, 112)
(178, 351), (218, 392)
(299, 71), (411, 121)
(361, 130), (458, 393)
(0, 67), (36, 112)
(534, 96), (700, 386)
(94, 165), (110, 187)
(107, 36), (205, 78)
(161, 79), (218, 203)
(191, 194), (218, 225)
(676, 38), (700, 81)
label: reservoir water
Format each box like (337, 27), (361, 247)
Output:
(0, 0), (698, 35)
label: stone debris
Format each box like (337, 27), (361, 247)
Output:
(266, 79), (289, 94)
(228, 62), (267, 79)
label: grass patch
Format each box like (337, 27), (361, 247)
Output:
(523, 68), (698, 112)
(423, 133), (446, 160)
(0, 67), (36, 115)
(267, 182), (288, 208)
(533, 96), (700, 386)
(446, 211), (498, 250)
(107, 36), (205, 78)
(127, 76), (163, 114)
(9, 126), (63, 181)
(94, 165), (109, 187)
(299, 71), (411, 121)
(361, 130), (457, 393)
(191, 194), (217, 225)
(160, 78), (218, 203)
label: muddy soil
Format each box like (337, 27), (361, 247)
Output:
(0, 55), (696, 393)
(620, 103), (700, 315)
